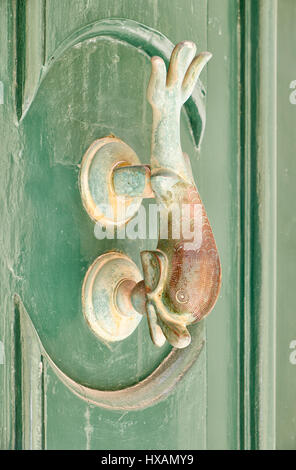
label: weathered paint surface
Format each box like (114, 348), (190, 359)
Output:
(1, 0), (211, 449)
(0, 0), (282, 450)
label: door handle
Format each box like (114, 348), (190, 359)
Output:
(80, 41), (221, 349)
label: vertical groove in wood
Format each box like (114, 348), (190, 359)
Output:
(238, 0), (248, 449)
(0, 1), (23, 449)
(239, 0), (277, 450)
(13, 301), (23, 450)
(13, 297), (45, 450)
(42, 0), (47, 66)
(235, 2), (243, 451)
(41, 356), (46, 450)
(15, 0), (26, 121)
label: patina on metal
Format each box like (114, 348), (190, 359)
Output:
(80, 41), (221, 349)
(79, 136), (143, 225)
(82, 252), (143, 342)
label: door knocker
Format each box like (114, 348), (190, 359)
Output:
(79, 41), (221, 349)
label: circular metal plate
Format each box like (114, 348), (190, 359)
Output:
(82, 252), (143, 342)
(79, 136), (142, 226)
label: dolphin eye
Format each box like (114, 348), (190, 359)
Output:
(176, 289), (189, 304)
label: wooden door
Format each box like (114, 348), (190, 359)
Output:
(0, 0), (286, 450)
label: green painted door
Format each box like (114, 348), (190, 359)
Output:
(0, 0), (292, 450)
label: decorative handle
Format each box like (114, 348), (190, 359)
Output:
(80, 42), (221, 349)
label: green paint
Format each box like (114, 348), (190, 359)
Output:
(0, 0), (290, 451)
(276, 0), (296, 450)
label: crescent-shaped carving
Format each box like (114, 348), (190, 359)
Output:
(17, 19), (208, 409)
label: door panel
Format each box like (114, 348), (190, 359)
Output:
(1, 0), (212, 450)
(0, 0), (279, 450)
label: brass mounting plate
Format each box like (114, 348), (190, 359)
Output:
(82, 252), (143, 343)
(79, 136), (142, 226)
